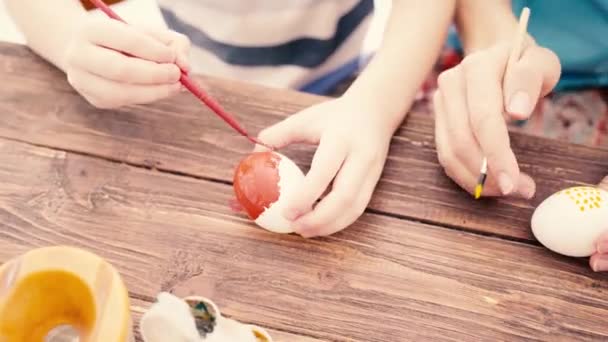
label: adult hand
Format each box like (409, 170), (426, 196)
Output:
(590, 177), (608, 272)
(434, 41), (560, 197)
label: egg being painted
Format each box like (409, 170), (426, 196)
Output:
(531, 186), (608, 257)
(233, 152), (305, 233)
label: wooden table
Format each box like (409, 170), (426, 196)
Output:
(2, 41), (608, 341)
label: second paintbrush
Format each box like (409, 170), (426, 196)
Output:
(474, 7), (530, 199)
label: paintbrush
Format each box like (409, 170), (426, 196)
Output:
(475, 7), (530, 199)
(87, 0), (272, 149)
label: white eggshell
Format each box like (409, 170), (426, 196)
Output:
(255, 153), (305, 234)
(140, 292), (200, 342)
(531, 186), (608, 257)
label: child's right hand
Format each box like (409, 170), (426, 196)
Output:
(63, 18), (191, 109)
(433, 41), (561, 198)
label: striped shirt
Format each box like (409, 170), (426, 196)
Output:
(157, 0), (376, 94)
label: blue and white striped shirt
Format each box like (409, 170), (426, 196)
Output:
(157, 0), (376, 94)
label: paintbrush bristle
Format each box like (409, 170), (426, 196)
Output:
(474, 184), (483, 199)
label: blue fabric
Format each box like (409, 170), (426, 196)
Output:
(299, 55), (371, 94)
(448, 0), (608, 90)
(160, 0), (374, 68)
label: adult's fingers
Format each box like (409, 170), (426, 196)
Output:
(597, 176), (608, 192)
(590, 252), (608, 272)
(434, 89), (478, 192)
(67, 68), (180, 109)
(71, 44), (181, 85)
(590, 176), (608, 272)
(463, 49), (520, 195)
(503, 46), (561, 120)
(282, 136), (347, 221)
(85, 19), (176, 64)
(437, 66), (483, 178)
(435, 87), (535, 198)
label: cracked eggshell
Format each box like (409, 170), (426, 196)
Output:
(531, 186), (608, 257)
(233, 152), (305, 233)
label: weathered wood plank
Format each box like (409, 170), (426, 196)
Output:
(2, 42), (608, 242)
(46, 298), (319, 342)
(0, 138), (607, 341)
(129, 298), (322, 342)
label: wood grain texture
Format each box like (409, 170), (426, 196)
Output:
(46, 298), (318, 342)
(2, 42), (608, 243)
(0, 138), (607, 341)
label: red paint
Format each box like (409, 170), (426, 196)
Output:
(233, 152), (281, 220)
(89, 0), (273, 149)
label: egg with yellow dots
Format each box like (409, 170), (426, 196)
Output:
(532, 186), (608, 257)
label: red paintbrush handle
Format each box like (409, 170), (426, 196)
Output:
(89, 0), (124, 21)
(87, 0), (266, 147)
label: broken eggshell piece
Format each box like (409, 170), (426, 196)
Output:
(531, 186), (608, 257)
(140, 292), (272, 342)
(233, 152), (305, 233)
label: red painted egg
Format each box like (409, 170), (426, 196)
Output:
(233, 152), (305, 233)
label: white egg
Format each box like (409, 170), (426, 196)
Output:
(233, 152), (306, 234)
(531, 186), (608, 257)
(254, 153), (305, 233)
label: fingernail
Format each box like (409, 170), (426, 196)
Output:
(508, 91), (532, 117)
(518, 187), (534, 199)
(519, 182), (536, 199)
(592, 256), (608, 272)
(597, 239), (608, 254)
(498, 173), (514, 195)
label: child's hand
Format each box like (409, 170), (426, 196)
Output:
(256, 96), (394, 238)
(590, 177), (608, 272)
(63, 18), (190, 109)
(433, 42), (561, 198)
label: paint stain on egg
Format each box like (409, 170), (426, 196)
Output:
(233, 152), (281, 220)
(560, 186), (604, 213)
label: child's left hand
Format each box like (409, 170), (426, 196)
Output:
(590, 177), (608, 272)
(256, 95), (395, 238)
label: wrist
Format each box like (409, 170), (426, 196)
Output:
(341, 88), (408, 135)
(456, 2), (519, 54)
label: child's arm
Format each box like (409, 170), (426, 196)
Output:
(5, 0), (191, 109)
(432, 0), (561, 199)
(342, 0), (456, 133)
(455, 0), (520, 53)
(257, 0), (456, 238)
